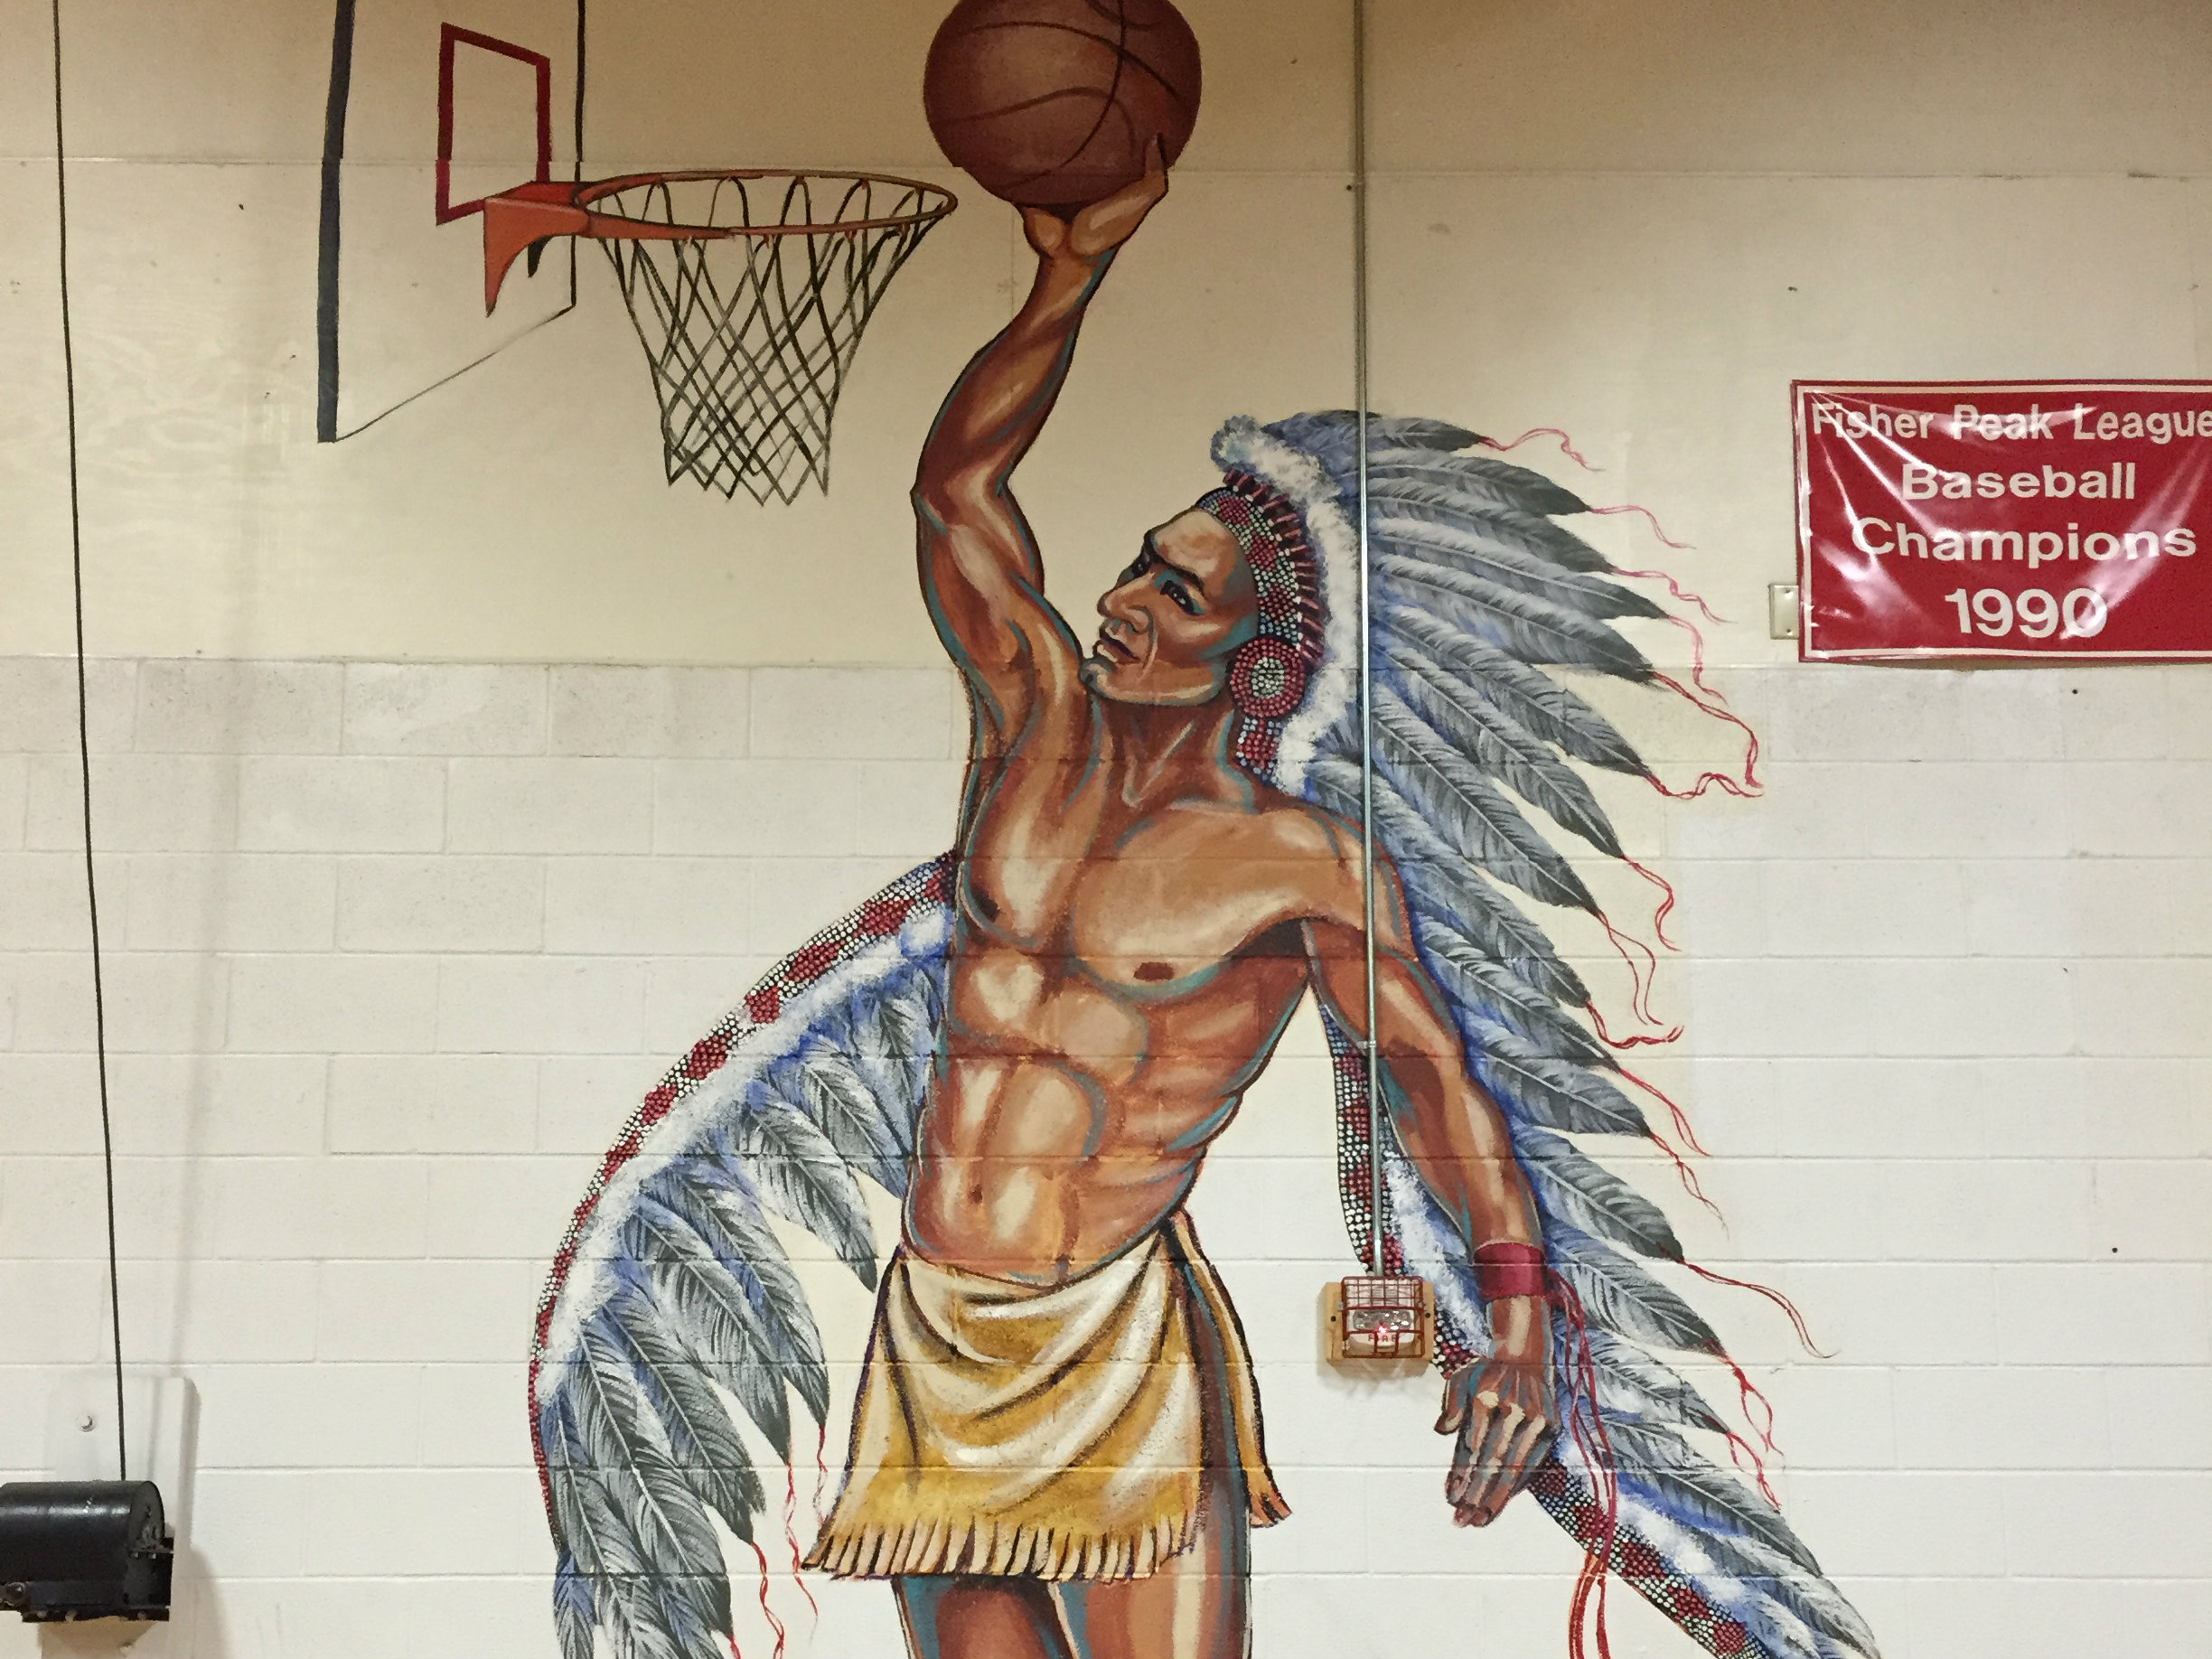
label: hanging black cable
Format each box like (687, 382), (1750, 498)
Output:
(49, 0), (128, 1483)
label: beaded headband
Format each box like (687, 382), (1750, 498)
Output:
(1195, 471), (1327, 776)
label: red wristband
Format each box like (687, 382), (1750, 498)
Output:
(1472, 1241), (1547, 1300)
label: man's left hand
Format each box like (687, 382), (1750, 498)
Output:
(1022, 137), (1169, 266)
(1434, 1293), (1555, 1526)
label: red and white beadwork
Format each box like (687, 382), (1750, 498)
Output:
(1194, 468), (1326, 776)
(1227, 636), (1307, 719)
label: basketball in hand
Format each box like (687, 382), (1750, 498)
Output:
(923, 0), (1202, 211)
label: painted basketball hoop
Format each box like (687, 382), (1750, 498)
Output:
(483, 172), (956, 504)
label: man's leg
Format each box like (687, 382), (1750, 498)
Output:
(894, 1576), (1074, 1659)
(1050, 1467), (1249, 1659)
(1051, 1242), (1255, 1659)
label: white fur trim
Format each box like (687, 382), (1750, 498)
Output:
(1210, 417), (1362, 795)
(1382, 1146), (1493, 1358)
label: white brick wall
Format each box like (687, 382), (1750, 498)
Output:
(0, 654), (2206, 1659)
(342, 665), (548, 757)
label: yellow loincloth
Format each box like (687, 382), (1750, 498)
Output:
(806, 1211), (1288, 1581)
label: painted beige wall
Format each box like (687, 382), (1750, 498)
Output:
(3, 9), (2211, 1657)
(4, 1), (2208, 666)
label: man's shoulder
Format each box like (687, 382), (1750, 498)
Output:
(1235, 784), (1408, 930)
(1244, 786), (1361, 867)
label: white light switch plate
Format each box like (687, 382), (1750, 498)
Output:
(1768, 583), (1801, 639)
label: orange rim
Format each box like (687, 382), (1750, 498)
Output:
(570, 169), (957, 240)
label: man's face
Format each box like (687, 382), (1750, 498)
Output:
(1083, 510), (1260, 706)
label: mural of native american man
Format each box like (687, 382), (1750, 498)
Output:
(528, 159), (1880, 1659)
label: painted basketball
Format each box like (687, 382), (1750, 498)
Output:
(923, 0), (1202, 211)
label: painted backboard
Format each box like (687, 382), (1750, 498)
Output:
(316, 0), (584, 440)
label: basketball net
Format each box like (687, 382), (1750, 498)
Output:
(489, 172), (955, 505)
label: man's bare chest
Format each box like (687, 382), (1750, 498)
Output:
(959, 783), (1309, 985)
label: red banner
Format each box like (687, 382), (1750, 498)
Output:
(1794, 380), (2212, 661)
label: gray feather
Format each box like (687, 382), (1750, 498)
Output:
(1602, 1418), (1820, 1574)
(1377, 554), (1653, 677)
(1373, 694), (1598, 909)
(1373, 483), (1616, 573)
(1382, 607), (1650, 775)
(607, 1297), (764, 1537)
(841, 1001), (910, 1132)
(1584, 1328), (1731, 1436)
(1375, 514), (1664, 621)
(1411, 917), (1611, 1068)
(1550, 1228), (1721, 1355)
(1683, 1524), (1882, 1657)
(575, 1321), (732, 1657)
(1382, 669), (1625, 858)
(1520, 1127), (1683, 1261)
(736, 1101), (879, 1289)
(1266, 409), (1479, 458)
(708, 1184), (835, 1429)
(630, 1196), (799, 1457)
(1258, 410), (1592, 516)
(543, 1406), (638, 1644)
(798, 1052), (907, 1190)
(1308, 757), (1589, 1006)
(546, 1462), (680, 1659)
(551, 1556), (595, 1659)
(1537, 1456), (1876, 1659)
(1367, 455), (1589, 517)
(1690, 1524), (1884, 1656)
(579, 1319), (734, 1589)
(852, 988), (925, 1119)
(879, 976), (942, 1144)
(1474, 1029), (1651, 1138)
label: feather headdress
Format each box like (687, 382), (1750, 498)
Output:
(1210, 410), (1877, 1659)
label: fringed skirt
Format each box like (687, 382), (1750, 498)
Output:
(806, 1211), (1286, 1581)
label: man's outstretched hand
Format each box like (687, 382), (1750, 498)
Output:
(1023, 137), (1169, 265)
(1436, 1294), (1556, 1527)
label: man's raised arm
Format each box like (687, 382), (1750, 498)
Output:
(1301, 847), (1558, 1530)
(914, 148), (1167, 750)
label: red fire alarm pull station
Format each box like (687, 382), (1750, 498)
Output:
(1326, 1274), (1434, 1362)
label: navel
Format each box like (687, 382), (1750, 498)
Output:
(1135, 961), (1173, 983)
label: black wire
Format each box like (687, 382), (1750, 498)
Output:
(50, 0), (128, 1484)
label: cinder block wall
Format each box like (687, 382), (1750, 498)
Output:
(3, 653), (2206, 1658)
(0, 658), (966, 1658)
